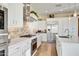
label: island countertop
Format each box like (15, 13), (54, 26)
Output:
(56, 36), (79, 43)
(8, 35), (37, 46)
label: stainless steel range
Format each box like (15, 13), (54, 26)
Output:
(20, 34), (37, 56)
(0, 5), (8, 56)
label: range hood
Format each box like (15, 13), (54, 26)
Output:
(29, 13), (38, 22)
(23, 3), (38, 22)
(29, 16), (38, 22)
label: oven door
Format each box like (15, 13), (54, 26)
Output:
(32, 42), (37, 55)
(0, 43), (8, 56)
(31, 38), (37, 55)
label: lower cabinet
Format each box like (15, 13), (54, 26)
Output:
(37, 34), (42, 48)
(56, 39), (62, 56)
(8, 39), (31, 56)
(41, 33), (47, 42)
(37, 33), (47, 48)
(25, 48), (31, 56)
(8, 45), (21, 56)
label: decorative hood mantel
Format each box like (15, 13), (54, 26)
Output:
(23, 3), (30, 22)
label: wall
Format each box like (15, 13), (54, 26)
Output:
(47, 17), (78, 41)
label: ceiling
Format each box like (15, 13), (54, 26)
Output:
(30, 3), (79, 18)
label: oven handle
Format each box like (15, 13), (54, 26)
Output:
(31, 41), (37, 45)
(0, 42), (7, 45)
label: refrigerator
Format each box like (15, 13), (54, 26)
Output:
(47, 23), (58, 43)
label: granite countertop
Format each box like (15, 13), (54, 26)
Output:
(58, 37), (79, 43)
(36, 32), (47, 33)
(56, 35), (79, 43)
(9, 35), (37, 46)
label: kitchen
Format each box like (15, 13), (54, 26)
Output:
(0, 3), (79, 56)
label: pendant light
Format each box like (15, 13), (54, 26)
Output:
(73, 3), (77, 17)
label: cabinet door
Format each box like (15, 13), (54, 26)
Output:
(19, 41), (27, 56)
(13, 48), (21, 56)
(8, 46), (21, 56)
(37, 34), (42, 48)
(25, 48), (31, 56)
(41, 34), (47, 42)
(8, 4), (23, 27)
(8, 42), (22, 56)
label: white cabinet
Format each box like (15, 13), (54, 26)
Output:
(37, 34), (42, 48)
(8, 3), (23, 28)
(56, 37), (79, 56)
(40, 33), (47, 42)
(25, 48), (31, 56)
(8, 39), (31, 56)
(8, 43), (22, 56)
(41, 33), (47, 42)
(56, 38), (62, 56)
(37, 33), (47, 48)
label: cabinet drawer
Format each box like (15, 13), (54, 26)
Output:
(8, 46), (20, 55)
(0, 35), (8, 39)
(0, 35), (8, 43)
(8, 43), (21, 55)
(9, 49), (21, 56)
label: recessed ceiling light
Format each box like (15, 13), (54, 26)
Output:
(45, 10), (48, 13)
(27, 3), (30, 6)
(59, 9), (63, 12)
(56, 4), (62, 7)
(23, 3), (30, 6)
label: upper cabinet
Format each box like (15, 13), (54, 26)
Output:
(8, 3), (23, 28)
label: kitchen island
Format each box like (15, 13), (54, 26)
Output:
(56, 35), (79, 56)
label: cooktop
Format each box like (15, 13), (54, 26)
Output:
(20, 34), (36, 37)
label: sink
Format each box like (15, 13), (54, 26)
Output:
(59, 36), (69, 38)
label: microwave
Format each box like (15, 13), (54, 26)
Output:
(0, 6), (8, 34)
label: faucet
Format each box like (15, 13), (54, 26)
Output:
(65, 29), (69, 36)
(65, 29), (73, 39)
